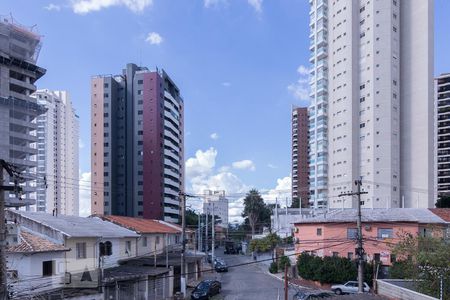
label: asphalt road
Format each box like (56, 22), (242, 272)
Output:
(210, 252), (298, 300)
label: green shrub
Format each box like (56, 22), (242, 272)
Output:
(269, 261), (278, 274)
(278, 255), (291, 270)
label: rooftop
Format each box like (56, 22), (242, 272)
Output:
(99, 215), (179, 234)
(293, 208), (450, 225)
(429, 208), (450, 222)
(8, 210), (139, 238)
(6, 230), (69, 253)
(103, 265), (169, 283)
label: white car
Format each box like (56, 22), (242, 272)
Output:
(331, 281), (370, 294)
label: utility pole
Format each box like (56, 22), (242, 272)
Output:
(284, 264), (288, 300)
(197, 213), (202, 252)
(180, 192), (187, 297)
(0, 163), (5, 300)
(338, 179), (367, 293)
(1, 160), (23, 300)
(212, 203), (215, 270)
(205, 205), (208, 256)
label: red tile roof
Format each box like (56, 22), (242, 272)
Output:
(100, 215), (180, 234)
(6, 231), (69, 253)
(429, 208), (450, 222)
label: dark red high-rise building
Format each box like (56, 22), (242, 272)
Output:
(91, 63), (184, 222)
(292, 107), (309, 208)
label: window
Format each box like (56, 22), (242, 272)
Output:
(360, 84), (365, 90)
(390, 254), (396, 263)
(332, 252), (339, 257)
(125, 241), (131, 253)
(347, 252), (354, 260)
(99, 241), (112, 256)
(374, 253), (381, 262)
(138, 80), (143, 84)
(347, 228), (358, 239)
(360, 123), (366, 128)
(316, 228), (322, 236)
(156, 236), (160, 244)
(378, 228), (393, 239)
(76, 242), (87, 259)
(142, 237), (147, 247)
(42, 261), (54, 276)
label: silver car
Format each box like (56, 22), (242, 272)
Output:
(331, 281), (370, 294)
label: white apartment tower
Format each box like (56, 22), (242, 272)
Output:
(308, 0), (434, 209)
(203, 190), (229, 228)
(34, 90), (80, 215)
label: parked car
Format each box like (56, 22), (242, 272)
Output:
(191, 280), (222, 300)
(214, 260), (228, 272)
(331, 281), (370, 295)
(293, 291), (333, 300)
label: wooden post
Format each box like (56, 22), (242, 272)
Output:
(284, 264), (288, 300)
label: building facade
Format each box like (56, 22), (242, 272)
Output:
(203, 190), (229, 228)
(308, 0), (434, 209)
(33, 90), (79, 215)
(292, 107), (309, 208)
(293, 208), (449, 266)
(91, 63), (184, 222)
(0, 18), (46, 207)
(436, 73), (450, 197)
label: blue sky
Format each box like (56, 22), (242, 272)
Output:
(1, 0), (449, 219)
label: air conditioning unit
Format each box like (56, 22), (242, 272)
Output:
(294, 227), (299, 233)
(364, 225), (372, 231)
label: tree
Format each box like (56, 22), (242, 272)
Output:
(436, 195), (450, 208)
(242, 189), (270, 236)
(391, 232), (450, 298)
(185, 209), (199, 227)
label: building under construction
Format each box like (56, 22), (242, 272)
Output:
(0, 17), (46, 207)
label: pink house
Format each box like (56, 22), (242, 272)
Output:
(293, 208), (450, 266)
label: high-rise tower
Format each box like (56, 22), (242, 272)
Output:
(33, 90), (79, 216)
(292, 107), (309, 208)
(0, 18), (46, 207)
(308, 0), (434, 209)
(91, 63), (184, 222)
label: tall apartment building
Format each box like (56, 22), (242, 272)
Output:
(436, 73), (450, 197)
(308, 0), (434, 209)
(91, 63), (184, 222)
(33, 90), (79, 215)
(203, 190), (229, 228)
(292, 107), (309, 208)
(0, 18), (46, 207)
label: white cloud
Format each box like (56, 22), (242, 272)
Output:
(210, 132), (219, 140)
(185, 147), (217, 179)
(287, 64), (310, 104)
(145, 32), (163, 45)
(221, 82), (231, 87)
(247, 0), (262, 13)
(79, 139), (85, 149)
(204, 0), (227, 8)
(44, 3), (61, 11)
(261, 176), (292, 204)
(267, 163), (277, 169)
(232, 160), (255, 171)
(218, 165), (230, 172)
(71, 0), (152, 14)
(79, 172), (91, 217)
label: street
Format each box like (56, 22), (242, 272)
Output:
(204, 251), (298, 300)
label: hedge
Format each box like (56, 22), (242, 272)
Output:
(296, 253), (373, 285)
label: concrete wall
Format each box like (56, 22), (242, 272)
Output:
(7, 252), (66, 296)
(377, 279), (438, 300)
(294, 221), (420, 265)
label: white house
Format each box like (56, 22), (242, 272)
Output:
(5, 210), (139, 290)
